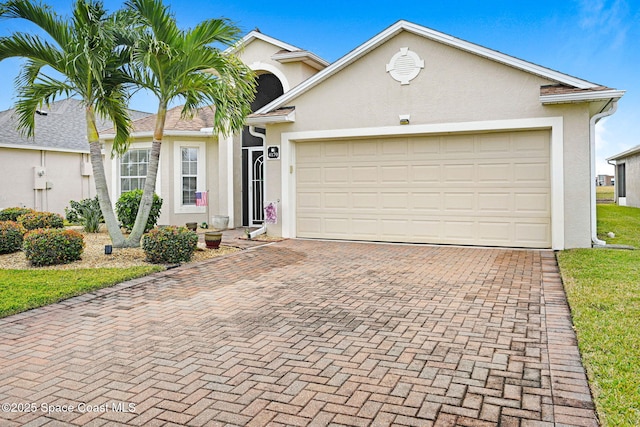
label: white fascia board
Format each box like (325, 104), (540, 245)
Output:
(606, 144), (640, 161)
(0, 142), (88, 154)
(245, 110), (295, 126)
(225, 30), (302, 55)
(101, 130), (213, 141)
(271, 51), (330, 69)
(256, 20), (601, 115)
(540, 89), (626, 104)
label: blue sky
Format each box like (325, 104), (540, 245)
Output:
(0, 0), (638, 174)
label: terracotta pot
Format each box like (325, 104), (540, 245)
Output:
(204, 231), (222, 249)
(185, 222), (197, 231)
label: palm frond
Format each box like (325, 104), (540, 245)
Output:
(0, 0), (70, 48)
(13, 81), (71, 138)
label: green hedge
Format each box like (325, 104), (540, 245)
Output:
(142, 226), (198, 264)
(23, 229), (85, 266)
(0, 221), (26, 254)
(18, 211), (64, 231)
(116, 190), (163, 232)
(0, 207), (35, 222)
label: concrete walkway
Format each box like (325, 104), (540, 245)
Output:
(0, 240), (597, 426)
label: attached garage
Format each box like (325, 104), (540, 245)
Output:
(295, 130), (551, 248)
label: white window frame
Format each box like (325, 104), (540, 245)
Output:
(173, 141), (206, 214)
(112, 142), (161, 202)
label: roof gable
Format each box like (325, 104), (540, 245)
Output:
(255, 20), (615, 115)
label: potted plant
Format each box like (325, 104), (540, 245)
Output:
(204, 230), (223, 249)
(185, 222), (197, 231)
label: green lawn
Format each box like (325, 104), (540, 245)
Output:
(596, 185), (615, 202)
(596, 204), (640, 247)
(0, 267), (162, 318)
(557, 204), (640, 426)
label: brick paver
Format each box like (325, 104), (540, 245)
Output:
(0, 240), (597, 426)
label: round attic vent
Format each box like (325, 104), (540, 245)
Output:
(386, 47), (424, 85)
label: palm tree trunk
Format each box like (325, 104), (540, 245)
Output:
(86, 109), (126, 247)
(126, 104), (167, 246)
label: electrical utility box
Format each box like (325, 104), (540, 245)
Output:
(33, 167), (47, 190)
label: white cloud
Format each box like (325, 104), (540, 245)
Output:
(577, 0), (630, 48)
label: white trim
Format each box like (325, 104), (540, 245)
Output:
(249, 61), (291, 93)
(271, 50), (329, 70)
(224, 134), (235, 227)
(541, 89), (625, 104)
(257, 20), (599, 115)
(280, 116), (565, 250)
(173, 141), (207, 214)
(101, 130), (212, 140)
(246, 110), (296, 125)
(0, 142), (89, 154)
(606, 143), (640, 161)
(227, 30), (303, 55)
(111, 142), (162, 207)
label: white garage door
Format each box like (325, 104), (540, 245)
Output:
(295, 130), (551, 248)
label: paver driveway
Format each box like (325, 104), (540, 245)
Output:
(0, 240), (597, 426)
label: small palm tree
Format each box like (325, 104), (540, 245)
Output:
(122, 0), (256, 246)
(0, 0), (134, 247)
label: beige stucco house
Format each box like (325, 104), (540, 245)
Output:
(0, 98), (150, 216)
(103, 21), (625, 249)
(607, 145), (640, 207)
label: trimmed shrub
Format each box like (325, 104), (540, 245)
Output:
(0, 221), (26, 254)
(23, 228), (85, 266)
(66, 196), (103, 232)
(0, 207), (35, 222)
(142, 226), (198, 264)
(17, 211), (64, 231)
(116, 190), (163, 233)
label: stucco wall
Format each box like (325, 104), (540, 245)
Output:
(104, 135), (218, 227)
(237, 39), (319, 91)
(617, 156), (640, 207)
(261, 30), (596, 248)
(0, 147), (94, 216)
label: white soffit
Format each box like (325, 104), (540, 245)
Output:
(540, 89), (626, 104)
(255, 20), (601, 115)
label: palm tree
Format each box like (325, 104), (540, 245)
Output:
(122, 0), (256, 245)
(0, 0), (134, 247)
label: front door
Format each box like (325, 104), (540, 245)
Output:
(247, 147), (264, 226)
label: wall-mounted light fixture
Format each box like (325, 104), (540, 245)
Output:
(399, 114), (410, 125)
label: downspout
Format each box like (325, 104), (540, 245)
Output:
(590, 100), (618, 246)
(248, 126), (267, 239)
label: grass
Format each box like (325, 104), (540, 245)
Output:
(596, 204), (640, 247)
(557, 204), (640, 426)
(596, 185), (615, 201)
(0, 266), (162, 318)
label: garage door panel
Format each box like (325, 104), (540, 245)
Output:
(296, 130), (551, 248)
(444, 164), (475, 182)
(381, 166), (409, 183)
(352, 166), (378, 183)
(324, 218), (350, 234)
(325, 192), (350, 208)
(352, 192), (378, 209)
(478, 192), (511, 212)
(477, 163), (511, 182)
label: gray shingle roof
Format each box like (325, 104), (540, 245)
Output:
(0, 98), (151, 152)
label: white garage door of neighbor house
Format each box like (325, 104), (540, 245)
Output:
(295, 130), (551, 248)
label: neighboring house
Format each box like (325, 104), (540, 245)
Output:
(0, 98), (151, 216)
(103, 21), (625, 249)
(596, 174), (614, 186)
(607, 145), (640, 207)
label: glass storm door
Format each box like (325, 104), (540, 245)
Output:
(248, 147), (264, 226)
